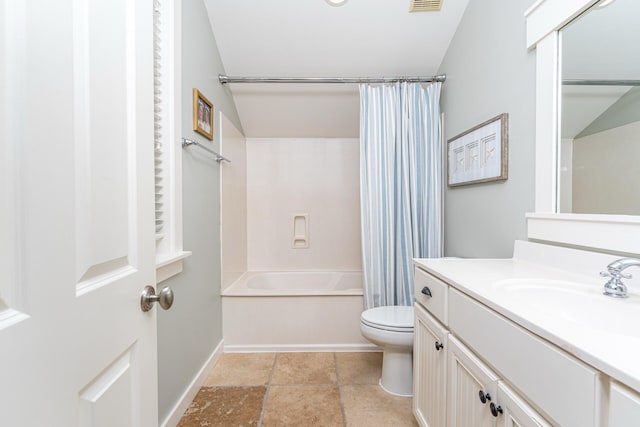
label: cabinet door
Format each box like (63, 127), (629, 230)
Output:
(609, 381), (640, 427)
(448, 335), (499, 427)
(495, 382), (551, 427)
(414, 303), (448, 427)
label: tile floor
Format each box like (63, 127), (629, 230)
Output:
(178, 352), (418, 427)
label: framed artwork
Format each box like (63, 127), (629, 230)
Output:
(193, 88), (214, 140)
(447, 113), (508, 187)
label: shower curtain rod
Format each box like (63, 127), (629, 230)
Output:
(563, 79), (640, 86)
(218, 74), (446, 84)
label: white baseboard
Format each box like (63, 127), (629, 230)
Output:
(224, 343), (380, 353)
(160, 339), (224, 427)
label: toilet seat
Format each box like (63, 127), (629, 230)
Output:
(361, 306), (414, 333)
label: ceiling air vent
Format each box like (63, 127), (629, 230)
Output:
(409, 0), (442, 12)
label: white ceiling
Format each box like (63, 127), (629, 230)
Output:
(204, 0), (470, 138)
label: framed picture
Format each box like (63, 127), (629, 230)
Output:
(447, 113), (508, 187)
(193, 88), (214, 140)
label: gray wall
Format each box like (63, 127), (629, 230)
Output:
(157, 0), (242, 423)
(438, 0), (536, 258)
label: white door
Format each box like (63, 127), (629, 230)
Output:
(1, 0), (160, 425)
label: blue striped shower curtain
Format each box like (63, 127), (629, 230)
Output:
(359, 82), (442, 309)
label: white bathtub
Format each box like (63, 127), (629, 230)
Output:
(222, 271), (374, 352)
(224, 271), (363, 295)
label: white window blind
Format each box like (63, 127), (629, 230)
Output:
(152, 0), (190, 283)
(153, 0), (164, 240)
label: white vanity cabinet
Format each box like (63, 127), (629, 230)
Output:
(414, 266), (529, 427)
(413, 303), (448, 427)
(609, 382), (640, 426)
(414, 266), (572, 427)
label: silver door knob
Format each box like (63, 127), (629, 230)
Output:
(140, 285), (174, 312)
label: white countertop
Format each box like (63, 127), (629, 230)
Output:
(414, 241), (640, 393)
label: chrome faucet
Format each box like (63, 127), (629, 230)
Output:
(600, 258), (640, 298)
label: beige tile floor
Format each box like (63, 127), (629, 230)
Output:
(178, 352), (418, 427)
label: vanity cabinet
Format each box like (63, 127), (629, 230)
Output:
(414, 266), (538, 427)
(413, 266), (590, 427)
(609, 382), (640, 426)
(413, 303), (448, 427)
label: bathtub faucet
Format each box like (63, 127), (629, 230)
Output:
(600, 257), (640, 298)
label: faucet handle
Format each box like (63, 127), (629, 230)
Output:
(600, 270), (632, 279)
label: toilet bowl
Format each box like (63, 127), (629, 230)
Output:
(360, 305), (414, 397)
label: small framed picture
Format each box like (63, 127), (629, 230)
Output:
(193, 88), (214, 140)
(447, 113), (509, 187)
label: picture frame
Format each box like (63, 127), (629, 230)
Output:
(447, 113), (508, 187)
(193, 88), (214, 140)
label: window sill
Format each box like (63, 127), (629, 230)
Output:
(156, 251), (192, 284)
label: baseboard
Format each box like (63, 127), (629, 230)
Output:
(224, 343), (380, 353)
(160, 339), (224, 427)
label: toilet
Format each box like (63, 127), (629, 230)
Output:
(360, 305), (414, 396)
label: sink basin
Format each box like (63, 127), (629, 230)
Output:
(492, 278), (601, 298)
(490, 278), (640, 337)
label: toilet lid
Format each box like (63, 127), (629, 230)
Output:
(361, 306), (414, 332)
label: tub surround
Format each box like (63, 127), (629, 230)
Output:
(414, 240), (640, 393)
(220, 113), (247, 290)
(219, 136), (366, 351)
(246, 138), (361, 271)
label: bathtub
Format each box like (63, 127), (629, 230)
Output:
(222, 271), (375, 352)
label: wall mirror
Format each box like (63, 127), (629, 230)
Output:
(558, 0), (640, 215)
(525, 0), (640, 255)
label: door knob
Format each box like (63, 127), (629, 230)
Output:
(141, 285), (174, 312)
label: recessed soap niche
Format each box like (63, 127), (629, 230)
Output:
(292, 213), (309, 249)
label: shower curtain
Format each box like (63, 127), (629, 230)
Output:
(359, 82), (442, 309)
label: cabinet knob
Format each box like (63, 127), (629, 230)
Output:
(421, 286), (432, 297)
(478, 390), (491, 404)
(490, 402), (503, 417)
(435, 341), (444, 351)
